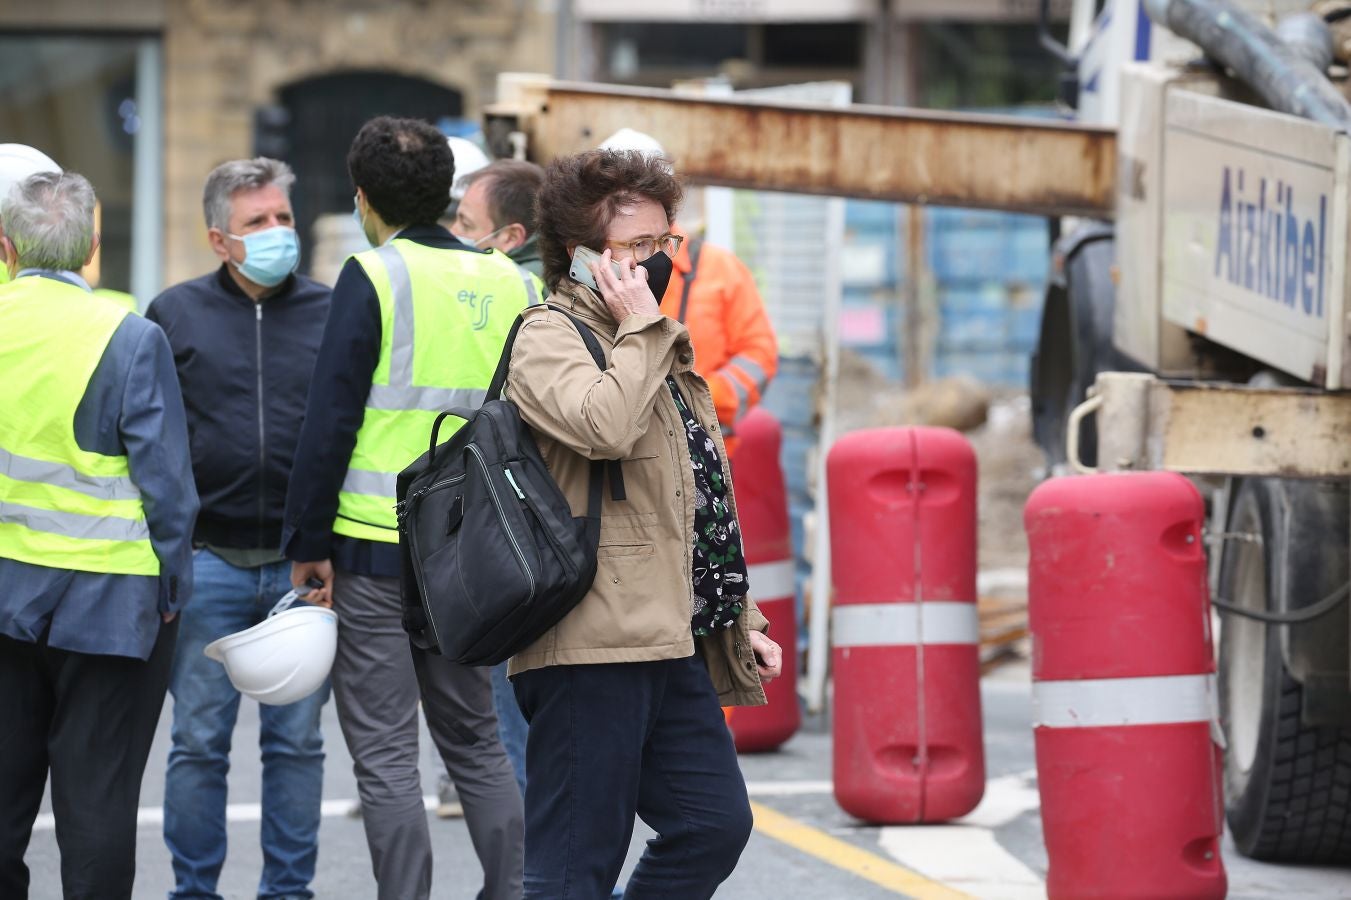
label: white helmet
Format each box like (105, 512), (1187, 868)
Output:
(203, 593), (337, 706)
(447, 136), (491, 201)
(0, 144), (61, 203)
(598, 128), (666, 157)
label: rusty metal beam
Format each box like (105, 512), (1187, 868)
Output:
(1088, 373), (1351, 478)
(517, 81), (1116, 218)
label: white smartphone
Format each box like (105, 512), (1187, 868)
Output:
(568, 244), (624, 291)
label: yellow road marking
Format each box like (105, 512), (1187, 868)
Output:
(749, 801), (974, 900)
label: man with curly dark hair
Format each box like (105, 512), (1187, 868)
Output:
(282, 116), (531, 900)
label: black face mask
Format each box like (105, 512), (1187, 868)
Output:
(638, 251), (673, 300)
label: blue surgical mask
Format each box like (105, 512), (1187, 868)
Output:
(451, 225), (505, 250)
(352, 194), (373, 248)
(227, 226), (300, 287)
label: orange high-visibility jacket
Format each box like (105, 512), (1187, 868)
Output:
(658, 231), (778, 456)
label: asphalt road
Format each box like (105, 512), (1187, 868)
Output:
(24, 663), (1349, 898)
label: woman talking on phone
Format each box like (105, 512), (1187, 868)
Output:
(502, 148), (783, 898)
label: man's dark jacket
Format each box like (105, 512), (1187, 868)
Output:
(147, 266), (331, 551)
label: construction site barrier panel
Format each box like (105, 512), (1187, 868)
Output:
(828, 426), (985, 824)
(727, 407), (801, 753)
(1025, 471), (1227, 900)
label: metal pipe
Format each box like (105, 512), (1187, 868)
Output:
(1144, 0), (1351, 130)
(1039, 0), (1077, 67)
(1275, 12), (1336, 73)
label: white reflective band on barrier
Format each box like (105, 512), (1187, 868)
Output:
(747, 559), (795, 600)
(1033, 673), (1218, 728)
(832, 602), (979, 647)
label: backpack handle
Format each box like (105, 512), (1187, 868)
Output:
(430, 407), (477, 458)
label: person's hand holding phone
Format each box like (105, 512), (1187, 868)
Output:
(592, 248), (659, 324)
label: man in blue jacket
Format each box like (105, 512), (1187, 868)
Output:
(0, 171), (198, 897)
(146, 158), (332, 900)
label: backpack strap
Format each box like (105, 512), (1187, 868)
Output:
(676, 237), (704, 324)
(485, 304), (626, 502)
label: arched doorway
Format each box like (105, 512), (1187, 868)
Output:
(269, 70), (463, 273)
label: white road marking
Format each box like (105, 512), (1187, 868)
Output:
(31, 781), (836, 832)
(32, 795), (452, 832)
(954, 770), (1041, 829)
(745, 779), (834, 796)
(876, 771), (1045, 899)
(879, 827), (1044, 900)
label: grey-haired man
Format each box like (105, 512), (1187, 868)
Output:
(0, 172), (197, 897)
(146, 158), (331, 900)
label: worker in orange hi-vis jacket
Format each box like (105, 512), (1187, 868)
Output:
(598, 128), (779, 458)
(656, 227), (777, 458)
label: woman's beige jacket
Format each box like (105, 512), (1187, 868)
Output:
(503, 283), (768, 707)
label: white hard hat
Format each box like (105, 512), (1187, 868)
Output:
(0, 144), (61, 204)
(447, 136), (491, 200)
(598, 128), (666, 157)
(203, 598), (337, 706)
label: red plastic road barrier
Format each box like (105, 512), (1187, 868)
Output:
(727, 407), (800, 752)
(1025, 472), (1226, 900)
(828, 427), (984, 823)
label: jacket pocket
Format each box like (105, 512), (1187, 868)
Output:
(597, 541), (655, 560)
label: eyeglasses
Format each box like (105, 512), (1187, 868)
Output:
(605, 233), (684, 261)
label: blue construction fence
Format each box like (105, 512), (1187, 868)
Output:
(757, 199), (1051, 652)
(837, 199), (1050, 387)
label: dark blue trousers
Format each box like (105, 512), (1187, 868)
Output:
(513, 653), (752, 900)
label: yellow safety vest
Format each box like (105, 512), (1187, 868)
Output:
(0, 276), (159, 575)
(333, 241), (541, 543)
(94, 288), (139, 313)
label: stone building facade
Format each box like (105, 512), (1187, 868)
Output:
(1, 0), (555, 288)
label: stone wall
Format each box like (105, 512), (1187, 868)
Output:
(163, 0), (554, 285)
(0, 0), (555, 287)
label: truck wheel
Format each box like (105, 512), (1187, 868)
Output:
(1030, 224), (1122, 469)
(1217, 477), (1351, 862)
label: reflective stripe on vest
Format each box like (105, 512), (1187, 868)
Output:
(832, 601), (980, 647)
(0, 276), (158, 575)
(0, 445), (142, 501)
(727, 354), (769, 393)
(333, 240), (535, 542)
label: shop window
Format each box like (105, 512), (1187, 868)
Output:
(0, 34), (153, 298)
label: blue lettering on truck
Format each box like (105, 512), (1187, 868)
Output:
(1214, 166), (1327, 317)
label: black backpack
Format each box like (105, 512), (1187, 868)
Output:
(396, 305), (620, 665)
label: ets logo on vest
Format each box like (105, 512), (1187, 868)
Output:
(458, 289), (493, 330)
(1213, 166), (1328, 318)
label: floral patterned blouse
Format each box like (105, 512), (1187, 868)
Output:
(666, 377), (748, 635)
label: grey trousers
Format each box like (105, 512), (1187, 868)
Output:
(332, 570), (524, 900)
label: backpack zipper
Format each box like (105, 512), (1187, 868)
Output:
(402, 473), (468, 654)
(469, 444), (535, 603)
(406, 515), (445, 652)
(507, 460), (579, 581)
(503, 467), (525, 499)
(396, 474), (466, 530)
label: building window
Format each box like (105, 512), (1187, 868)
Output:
(918, 23), (1067, 109)
(0, 34), (161, 302)
(762, 23), (862, 69)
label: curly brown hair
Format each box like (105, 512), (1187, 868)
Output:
(536, 150), (683, 293)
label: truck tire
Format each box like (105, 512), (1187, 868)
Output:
(1217, 477), (1351, 862)
(1030, 224), (1132, 469)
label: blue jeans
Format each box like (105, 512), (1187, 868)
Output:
(514, 654), (752, 900)
(491, 661), (528, 795)
(164, 550), (329, 900)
